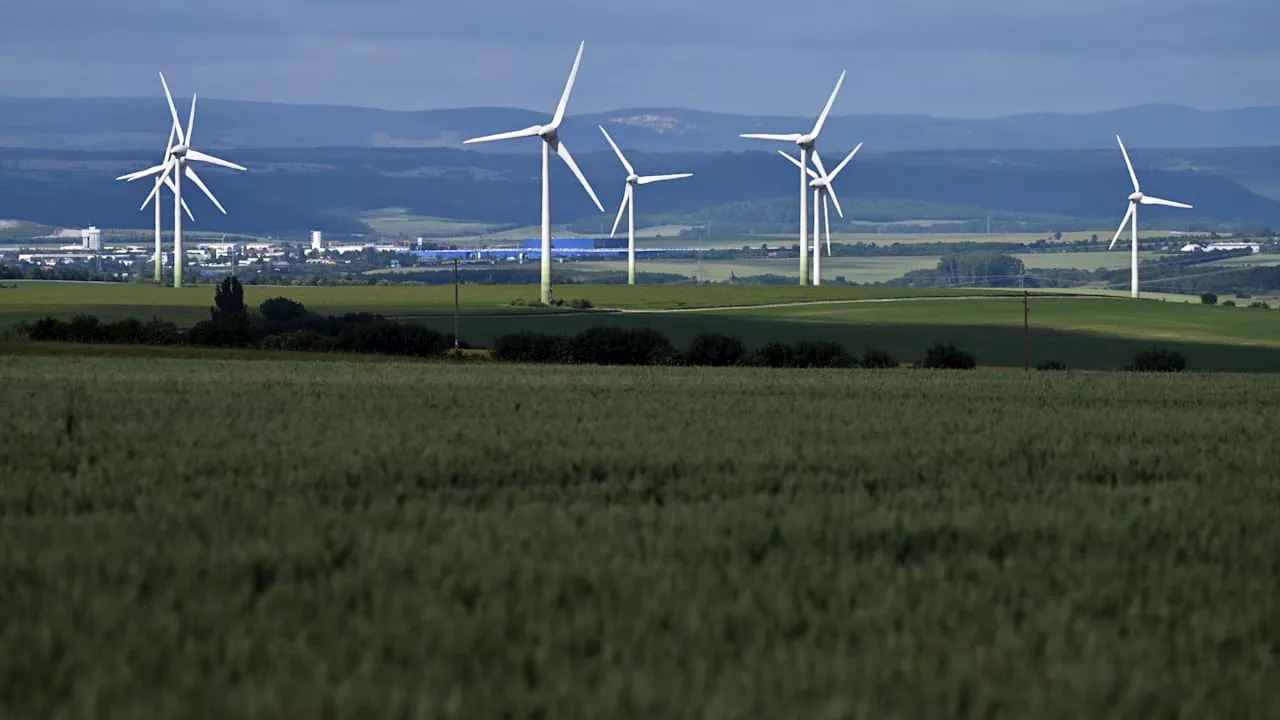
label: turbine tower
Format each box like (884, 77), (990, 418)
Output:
(739, 70), (846, 286)
(464, 42), (605, 305)
(118, 73), (246, 288)
(599, 126), (692, 285)
(1108, 135), (1192, 298)
(780, 143), (861, 285)
(117, 120), (193, 284)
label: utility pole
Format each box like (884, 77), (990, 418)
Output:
(1022, 273), (1029, 372)
(453, 258), (460, 351)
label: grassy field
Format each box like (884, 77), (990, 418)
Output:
(763, 230), (1132, 246)
(359, 208), (501, 238)
(7, 281), (1280, 370)
(405, 297), (1280, 372)
(0, 281), (1013, 326)
(571, 256), (943, 283)
(2, 357), (1278, 717)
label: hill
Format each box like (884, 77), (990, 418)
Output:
(0, 145), (1276, 236)
(2, 97), (1280, 153)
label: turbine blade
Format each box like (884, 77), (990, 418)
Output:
(185, 149), (247, 172)
(463, 125), (542, 144)
(164, 123), (176, 161)
(777, 150), (819, 178)
(117, 163), (169, 182)
(1140, 196), (1193, 209)
(823, 195), (832, 256)
(185, 166), (227, 214)
(599, 125), (634, 175)
(826, 186), (844, 219)
(610, 185), (629, 238)
(740, 133), (804, 142)
(185, 93), (197, 146)
(553, 138), (605, 213)
(810, 70), (847, 137)
(164, 174), (195, 221)
(159, 72), (185, 144)
(637, 173), (692, 185)
(140, 172), (166, 211)
(830, 142), (863, 179)
(1109, 203), (1135, 250)
(811, 149), (829, 180)
(551, 41), (584, 129)
(1117, 135), (1140, 193)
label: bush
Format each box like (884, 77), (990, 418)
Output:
(859, 349), (898, 369)
(921, 343), (977, 370)
(261, 330), (334, 353)
(568, 298), (593, 310)
(569, 326), (674, 366)
(259, 297), (315, 334)
(1200, 293), (1218, 305)
(747, 342), (796, 368)
(1223, 300), (1237, 307)
(1250, 301), (1270, 309)
(67, 314), (105, 343)
(102, 318), (145, 345)
(27, 316), (69, 342)
(335, 320), (449, 357)
(139, 318), (183, 346)
(686, 333), (746, 366)
(1036, 360), (1069, 371)
(1127, 348), (1187, 373)
(492, 332), (572, 363)
(790, 341), (856, 368)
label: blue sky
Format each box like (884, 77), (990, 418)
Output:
(0, 0), (1273, 116)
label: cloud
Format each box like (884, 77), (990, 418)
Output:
(0, 0), (1274, 115)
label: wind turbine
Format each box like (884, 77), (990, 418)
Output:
(739, 70), (846, 285)
(463, 42), (605, 305)
(116, 120), (194, 284)
(598, 126), (692, 285)
(1108, 135), (1192, 298)
(779, 144), (861, 285)
(117, 73), (246, 288)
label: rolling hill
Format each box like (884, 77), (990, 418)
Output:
(0, 145), (1276, 236)
(1, 97), (1280, 154)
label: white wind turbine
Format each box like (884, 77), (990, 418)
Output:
(463, 42), (605, 305)
(779, 143), (861, 285)
(116, 118), (194, 284)
(1109, 135), (1192, 298)
(598, 125), (692, 286)
(740, 70), (846, 285)
(117, 73), (246, 288)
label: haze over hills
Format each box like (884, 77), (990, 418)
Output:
(1, 146), (1277, 236)
(2, 97), (1280, 153)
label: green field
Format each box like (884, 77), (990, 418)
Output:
(359, 208), (501, 237)
(6, 281), (1280, 371)
(766, 230), (1133, 246)
(2, 357), (1278, 717)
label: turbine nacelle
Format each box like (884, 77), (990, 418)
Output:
(626, 173), (640, 185)
(170, 144), (189, 158)
(1129, 191), (1144, 203)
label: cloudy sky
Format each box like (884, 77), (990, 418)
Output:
(0, 0), (1273, 116)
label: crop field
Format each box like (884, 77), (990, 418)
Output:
(571, 256), (943, 283)
(763, 230), (1128, 246)
(359, 208), (501, 237)
(1, 356), (1278, 717)
(0, 281), (1012, 326)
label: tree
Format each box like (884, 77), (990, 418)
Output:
(921, 343), (977, 369)
(1200, 292), (1218, 305)
(212, 276), (247, 323)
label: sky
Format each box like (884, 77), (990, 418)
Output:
(0, 0), (1274, 117)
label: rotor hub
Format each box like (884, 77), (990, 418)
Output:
(538, 125), (556, 140)
(627, 174), (639, 185)
(171, 144), (189, 157)
(1129, 191), (1144, 202)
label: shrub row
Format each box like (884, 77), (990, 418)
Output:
(492, 328), (916, 369)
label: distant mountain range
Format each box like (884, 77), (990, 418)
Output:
(1, 97), (1280, 153)
(1, 145), (1277, 235)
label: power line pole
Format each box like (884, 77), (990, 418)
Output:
(453, 257), (460, 351)
(1022, 272), (1029, 372)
